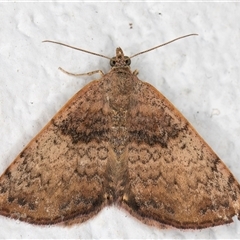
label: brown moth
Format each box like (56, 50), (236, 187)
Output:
(0, 34), (240, 229)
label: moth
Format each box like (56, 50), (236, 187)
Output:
(0, 34), (239, 229)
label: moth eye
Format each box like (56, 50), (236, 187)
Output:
(125, 58), (131, 65)
(110, 59), (116, 66)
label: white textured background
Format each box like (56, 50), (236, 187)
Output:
(0, 2), (240, 239)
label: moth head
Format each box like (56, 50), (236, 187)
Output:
(110, 47), (131, 68)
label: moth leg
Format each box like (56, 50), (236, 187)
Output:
(59, 67), (104, 77)
(133, 69), (139, 75)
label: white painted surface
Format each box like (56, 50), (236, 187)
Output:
(0, 2), (240, 239)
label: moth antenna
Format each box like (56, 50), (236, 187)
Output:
(130, 33), (198, 58)
(42, 40), (111, 60)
